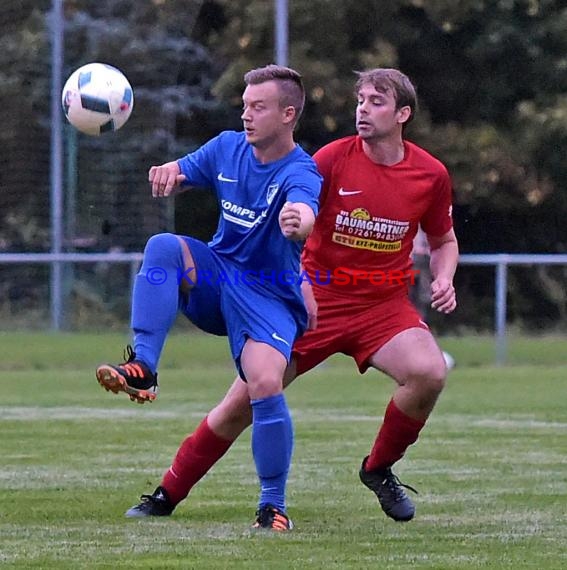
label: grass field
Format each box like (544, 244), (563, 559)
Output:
(1, 331), (566, 569)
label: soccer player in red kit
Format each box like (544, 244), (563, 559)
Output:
(125, 68), (459, 525)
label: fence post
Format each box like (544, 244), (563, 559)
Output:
(495, 259), (508, 365)
(49, 0), (64, 330)
(274, 0), (288, 66)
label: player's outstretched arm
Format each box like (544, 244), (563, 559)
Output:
(278, 201), (316, 241)
(148, 160), (188, 198)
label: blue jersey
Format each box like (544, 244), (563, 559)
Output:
(177, 131), (322, 312)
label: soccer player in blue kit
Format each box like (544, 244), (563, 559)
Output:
(95, 64), (322, 531)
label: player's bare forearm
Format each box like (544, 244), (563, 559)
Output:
(148, 160), (189, 198)
(294, 203), (316, 239)
(428, 229), (459, 313)
(430, 242), (458, 282)
(279, 202), (315, 241)
(300, 277), (318, 330)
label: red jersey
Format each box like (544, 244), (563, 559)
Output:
(302, 136), (453, 300)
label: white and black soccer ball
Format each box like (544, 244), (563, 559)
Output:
(61, 63), (134, 136)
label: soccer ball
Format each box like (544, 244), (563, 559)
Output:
(61, 63), (134, 136)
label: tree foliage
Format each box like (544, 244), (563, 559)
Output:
(192, 0), (567, 329)
(2, 0), (567, 329)
(199, 0), (567, 249)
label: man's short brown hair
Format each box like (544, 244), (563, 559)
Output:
(355, 68), (418, 124)
(244, 64), (305, 124)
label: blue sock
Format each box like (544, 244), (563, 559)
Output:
(251, 393), (294, 512)
(131, 233), (184, 372)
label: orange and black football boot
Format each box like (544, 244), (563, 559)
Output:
(96, 345), (158, 404)
(252, 505), (293, 531)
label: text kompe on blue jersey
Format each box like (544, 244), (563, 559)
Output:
(177, 130), (322, 309)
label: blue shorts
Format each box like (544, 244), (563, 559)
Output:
(178, 237), (303, 377)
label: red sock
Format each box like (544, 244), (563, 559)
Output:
(161, 416), (233, 505)
(365, 399), (425, 471)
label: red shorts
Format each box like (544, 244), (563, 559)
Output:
(292, 287), (428, 375)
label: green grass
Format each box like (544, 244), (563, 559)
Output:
(1, 332), (567, 568)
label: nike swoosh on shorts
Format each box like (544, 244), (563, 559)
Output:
(271, 332), (290, 346)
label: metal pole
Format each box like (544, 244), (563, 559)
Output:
(65, 126), (78, 247)
(274, 0), (288, 66)
(63, 125), (78, 328)
(495, 261), (508, 365)
(50, 0), (64, 330)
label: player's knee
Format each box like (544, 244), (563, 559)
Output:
(422, 359), (447, 396)
(406, 358), (446, 397)
(426, 370), (446, 396)
(143, 233), (181, 263)
(247, 374), (283, 399)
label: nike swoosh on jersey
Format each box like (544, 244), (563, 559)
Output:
(217, 172), (238, 183)
(338, 187), (362, 196)
(271, 332), (290, 346)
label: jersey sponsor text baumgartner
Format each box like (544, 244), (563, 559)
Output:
(303, 135), (453, 300)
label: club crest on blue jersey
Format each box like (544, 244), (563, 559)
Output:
(267, 183), (279, 205)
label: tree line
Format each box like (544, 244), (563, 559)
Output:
(2, 0), (567, 330)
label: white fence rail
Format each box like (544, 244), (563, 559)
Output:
(2, 252), (567, 364)
(457, 254), (567, 364)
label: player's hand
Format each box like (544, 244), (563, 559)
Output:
(279, 201), (303, 240)
(431, 277), (456, 314)
(300, 279), (318, 330)
(148, 161), (187, 198)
